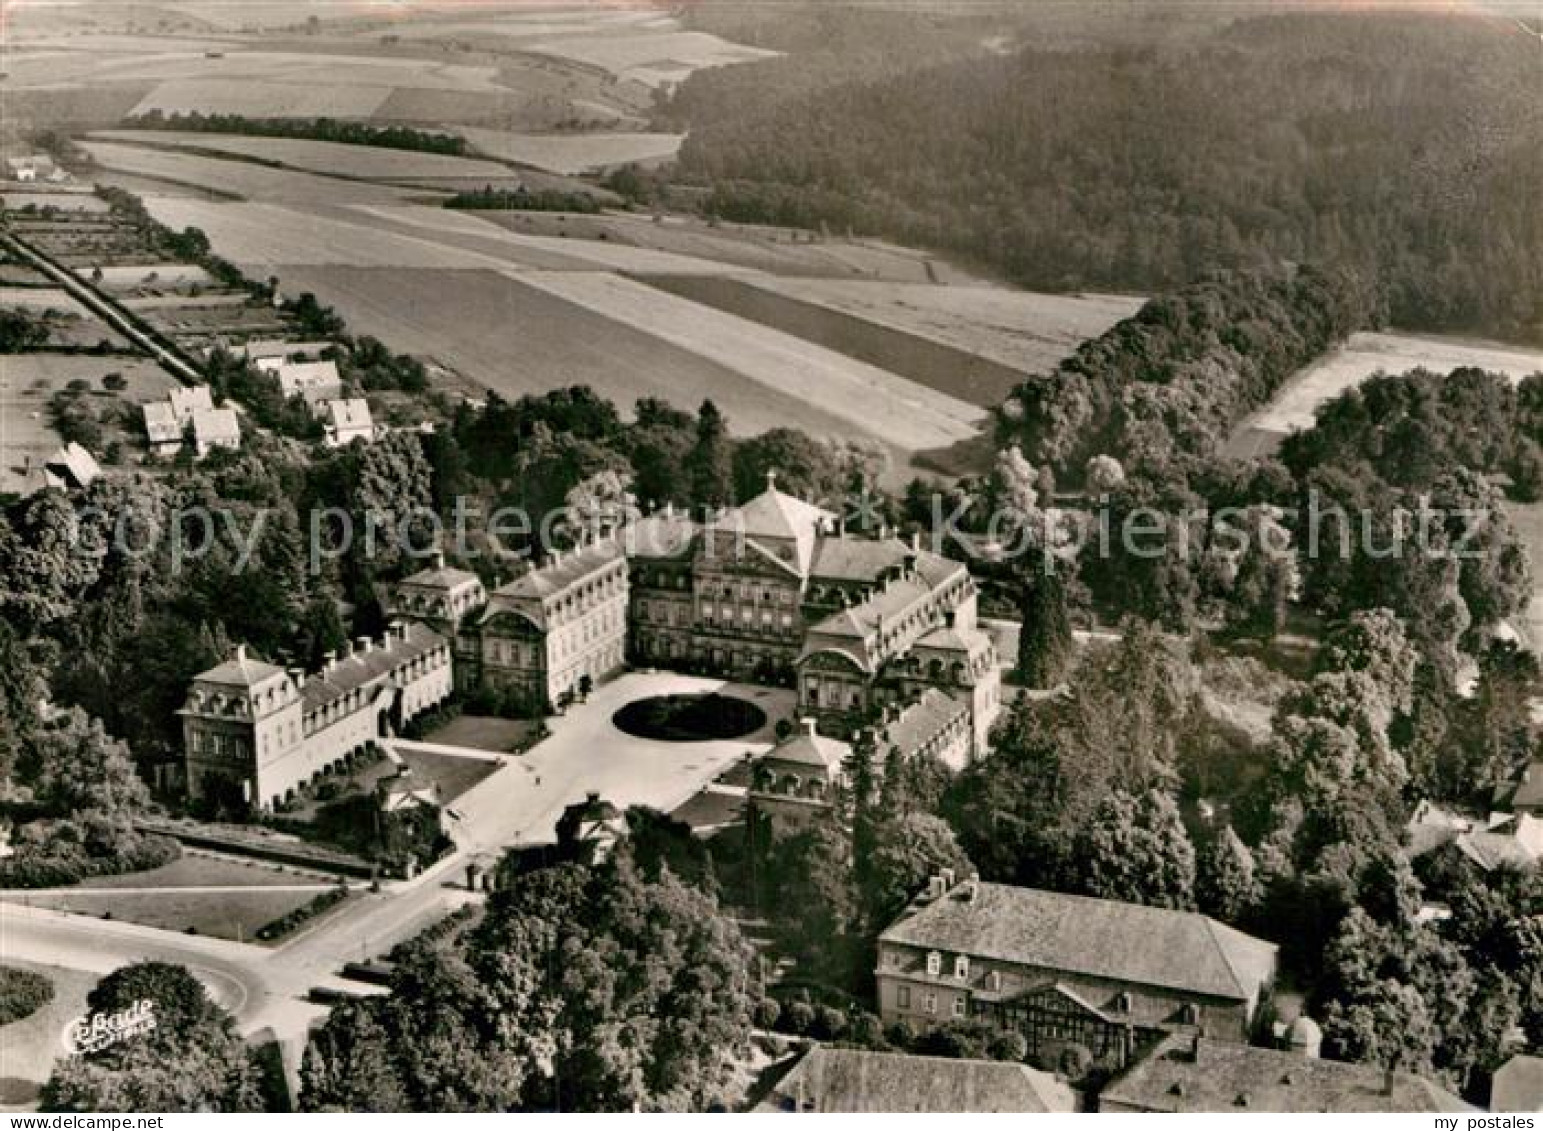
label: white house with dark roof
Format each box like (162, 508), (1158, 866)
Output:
(875, 876), (1277, 1073)
(180, 626), (452, 810)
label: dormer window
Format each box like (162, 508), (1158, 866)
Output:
(926, 951), (941, 977)
(954, 956), (970, 980)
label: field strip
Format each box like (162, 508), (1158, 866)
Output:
(347, 203), (753, 275)
(456, 127), (684, 173)
(139, 198), (524, 270)
(509, 269), (987, 451)
(92, 130), (520, 183)
(1242, 330), (1543, 435)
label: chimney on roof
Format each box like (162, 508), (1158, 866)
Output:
(1190, 1033), (1203, 1063)
(323, 649), (337, 673)
(356, 636), (371, 655)
(939, 867), (955, 889)
(802, 717), (818, 737)
(433, 549), (445, 571)
(287, 666), (305, 687)
(586, 791), (600, 803)
(766, 468), (778, 493)
(1382, 1066), (1396, 1097)
(910, 530), (921, 552)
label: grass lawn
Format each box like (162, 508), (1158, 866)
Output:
(424, 714), (538, 754)
(0, 961), (96, 1110)
(72, 848), (336, 890)
(8, 851), (354, 945)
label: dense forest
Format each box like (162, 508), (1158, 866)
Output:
(665, 10), (1542, 344)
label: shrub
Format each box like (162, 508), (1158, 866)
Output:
(752, 997), (781, 1030)
(0, 965), (54, 1025)
(783, 1000), (816, 1035)
(812, 1004), (848, 1041)
(986, 1030), (1028, 1062)
(846, 1011), (887, 1049)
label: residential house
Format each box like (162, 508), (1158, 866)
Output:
(875, 877), (1277, 1073)
(142, 401), (184, 457)
(754, 1047), (1075, 1113)
(257, 357), (344, 403)
(192, 406), (241, 456)
(40, 442), (99, 491)
(322, 397), (375, 447)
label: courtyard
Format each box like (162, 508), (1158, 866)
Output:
(441, 671), (794, 855)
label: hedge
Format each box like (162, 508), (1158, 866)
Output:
(0, 832), (180, 889)
(255, 884), (349, 942)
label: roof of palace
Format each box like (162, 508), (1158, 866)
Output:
(715, 485), (835, 575)
(495, 538), (626, 601)
(193, 645), (287, 689)
(880, 882), (1277, 1003)
(877, 689), (968, 756)
(761, 723), (852, 773)
(300, 623), (446, 714)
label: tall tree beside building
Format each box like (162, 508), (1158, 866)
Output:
(687, 399), (734, 512)
(1195, 824), (1259, 924)
(1016, 557), (1073, 688)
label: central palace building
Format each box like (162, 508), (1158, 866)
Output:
(184, 479), (1003, 809)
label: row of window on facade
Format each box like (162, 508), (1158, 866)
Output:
(895, 985), (968, 1019)
(543, 567), (626, 619)
(700, 603), (796, 632)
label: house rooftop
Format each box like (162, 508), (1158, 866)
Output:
(755, 1047), (1074, 1113)
(760, 718), (851, 773)
(880, 881), (1277, 1003)
(1101, 1034), (1472, 1113)
(143, 400), (181, 443)
(192, 406), (240, 447)
(878, 689), (968, 756)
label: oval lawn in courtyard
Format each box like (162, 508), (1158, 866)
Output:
(612, 693), (767, 742)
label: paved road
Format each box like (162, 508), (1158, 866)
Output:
(1, 673), (794, 1051)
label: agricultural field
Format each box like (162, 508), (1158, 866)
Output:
(747, 279), (1144, 377)
(269, 263), (934, 464)
(517, 268), (986, 451)
(0, 286), (130, 351)
(75, 140), (422, 206)
(438, 209), (982, 280)
(1229, 330), (1543, 456)
(522, 29), (779, 88)
(0, 354), (182, 495)
(455, 128), (684, 174)
(89, 130), (519, 183)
